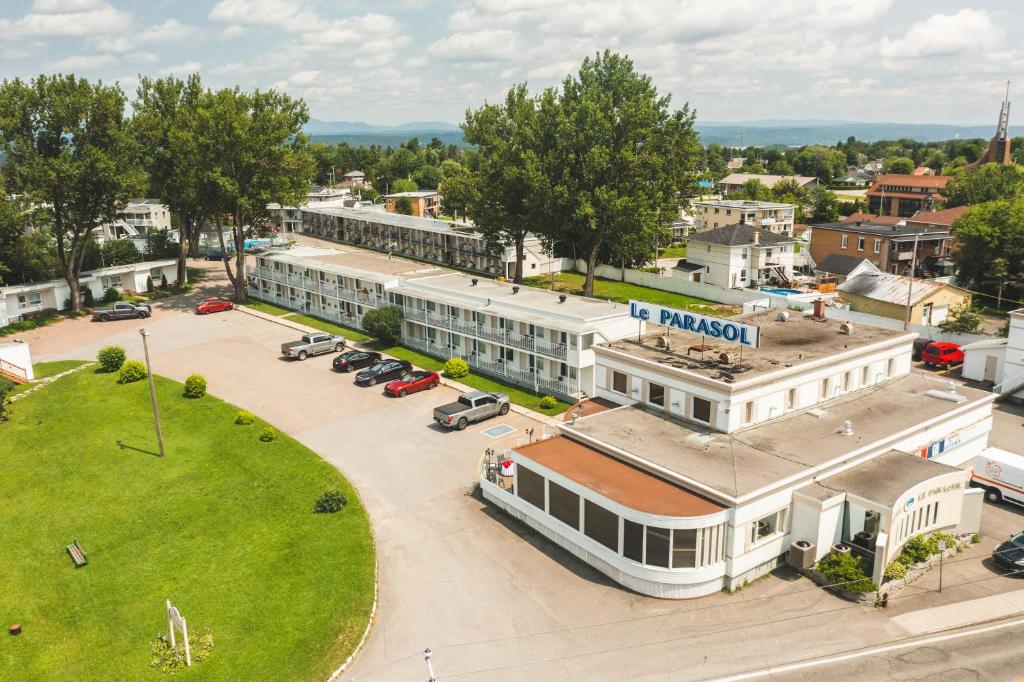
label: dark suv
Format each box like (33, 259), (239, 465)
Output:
(355, 359), (413, 386)
(333, 350), (382, 373)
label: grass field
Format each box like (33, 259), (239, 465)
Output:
(523, 272), (735, 316)
(657, 245), (688, 259)
(0, 365), (375, 680)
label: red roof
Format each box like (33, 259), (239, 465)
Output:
(905, 206), (969, 227)
(870, 174), (952, 190)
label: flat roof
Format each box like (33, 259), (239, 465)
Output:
(565, 373), (993, 500)
(597, 308), (907, 382)
(303, 204), (484, 237)
(693, 199), (795, 210)
(516, 436), (725, 517)
(258, 246), (442, 279)
(817, 450), (962, 507)
(811, 221), (951, 238)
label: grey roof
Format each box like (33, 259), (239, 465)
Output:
(673, 260), (706, 272)
(303, 204), (483, 237)
(812, 221), (952, 238)
(718, 173), (819, 188)
(816, 253), (879, 277)
(817, 450), (962, 507)
(688, 223), (795, 247)
(838, 272), (951, 306)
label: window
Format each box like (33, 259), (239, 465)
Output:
(548, 481), (580, 530)
(873, 239), (882, 254)
(516, 465), (545, 510)
(17, 292), (42, 308)
(741, 248), (748, 260)
(672, 528), (698, 569)
(692, 397), (712, 423)
(581, 333), (593, 350)
(886, 358), (895, 377)
(612, 371), (628, 394)
(750, 509), (786, 544)
(742, 401), (754, 424)
(623, 520), (644, 563)
(820, 378), (830, 400)
(740, 269), (748, 281)
(645, 526), (671, 568)
(840, 234), (849, 249)
(862, 366), (870, 386)
(584, 500), (618, 552)
(786, 388), (796, 410)
(843, 371), (852, 391)
(857, 237), (865, 251)
(648, 382), (665, 408)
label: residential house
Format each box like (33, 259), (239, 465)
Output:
(384, 191), (441, 218)
(718, 173), (819, 196)
(692, 199), (797, 235)
(813, 253), (880, 284)
(865, 174), (952, 217)
(676, 223), (796, 288)
(904, 206), (970, 232)
(98, 199), (172, 242)
(338, 170), (372, 190)
(961, 308), (1024, 398)
(837, 272), (971, 326)
(268, 186), (355, 234)
(809, 220), (955, 276)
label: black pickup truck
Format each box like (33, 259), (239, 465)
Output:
(92, 301), (152, 322)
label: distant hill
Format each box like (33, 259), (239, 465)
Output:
(304, 119), (459, 135)
(695, 121), (997, 147)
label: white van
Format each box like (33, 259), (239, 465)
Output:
(971, 448), (1024, 506)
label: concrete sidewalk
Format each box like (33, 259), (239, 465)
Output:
(891, 587), (1024, 636)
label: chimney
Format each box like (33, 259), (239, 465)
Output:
(752, 226), (761, 245)
(471, 278), (478, 286)
(813, 298), (826, 319)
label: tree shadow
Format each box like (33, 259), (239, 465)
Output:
(116, 440), (161, 457)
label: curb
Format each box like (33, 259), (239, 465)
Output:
(326, 562), (379, 682)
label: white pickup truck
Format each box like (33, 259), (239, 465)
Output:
(280, 332), (346, 361)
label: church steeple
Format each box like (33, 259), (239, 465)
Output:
(966, 82), (1013, 169)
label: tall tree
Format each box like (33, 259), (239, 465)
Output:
(952, 199), (1024, 302)
(0, 75), (143, 311)
(535, 51), (700, 296)
(133, 74), (215, 285)
(197, 87), (314, 300)
(943, 163), (1024, 207)
(443, 83), (543, 283)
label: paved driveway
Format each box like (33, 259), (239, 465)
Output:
(18, 261), (1024, 681)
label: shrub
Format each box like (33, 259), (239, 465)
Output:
(0, 377), (14, 422)
(314, 490), (348, 513)
(97, 345), (126, 372)
(361, 305), (403, 345)
(443, 357), (470, 379)
(900, 535), (931, 565)
(258, 426), (275, 442)
(234, 410), (256, 425)
(183, 374), (207, 398)
(971, 533), (981, 544)
(884, 560), (907, 582)
(816, 552), (877, 593)
(150, 629), (214, 672)
(117, 360), (147, 384)
(103, 286), (120, 303)
(146, 275), (154, 293)
(81, 287), (95, 307)
(160, 273), (168, 289)
(538, 395), (558, 409)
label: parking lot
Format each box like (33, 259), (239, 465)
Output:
(18, 262), (1024, 681)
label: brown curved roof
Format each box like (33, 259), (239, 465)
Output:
(515, 436), (725, 517)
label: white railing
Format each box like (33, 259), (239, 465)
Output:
(994, 370), (1024, 397)
(0, 358), (28, 382)
(535, 340), (568, 360)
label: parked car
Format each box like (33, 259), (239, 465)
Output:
(355, 359), (413, 386)
(433, 390), (510, 430)
(971, 449), (1024, 506)
(921, 341), (963, 369)
(385, 370), (441, 397)
(992, 531), (1024, 573)
(196, 298), (233, 314)
(912, 338), (933, 361)
(332, 350), (382, 373)
(92, 301), (152, 322)
(280, 333), (346, 360)
(206, 249), (232, 261)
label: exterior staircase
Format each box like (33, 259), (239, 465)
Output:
(993, 370), (1024, 400)
(0, 359), (28, 384)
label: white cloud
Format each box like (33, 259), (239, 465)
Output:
(47, 53), (118, 71)
(427, 29), (520, 62)
(1, 1), (131, 38)
(880, 9), (1001, 60)
(31, 0), (104, 11)
(209, 0), (317, 31)
(222, 24), (246, 39)
(138, 19), (192, 44)
(159, 61), (202, 75)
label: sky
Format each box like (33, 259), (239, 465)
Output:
(0, 0), (1020, 126)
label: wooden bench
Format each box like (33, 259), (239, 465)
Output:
(66, 539), (88, 568)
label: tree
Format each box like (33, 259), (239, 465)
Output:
(730, 178), (770, 201)
(133, 74), (217, 285)
(883, 156), (915, 175)
(101, 239), (141, 266)
(937, 303), (984, 334)
(393, 196), (414, 215)
(391, 178), (418, 193)
(197, 87), (315, 301)
(943, 163), (1024, 207)
(806, 186), (840, 222)
(952, 199), (1024, 302)
(0, 75), (144, 311)
(0, 189), (54, 284)
(792, 146), (846, 183)
(535, 51), (700, 296)
(769, 159), (795, 176)
(442, 83), (544, 283)
(411, 164), (442, 189)
(361, 305), (402, 345)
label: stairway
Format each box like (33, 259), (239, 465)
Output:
(0, 359), (28, 384)
(994, 370), (1024, 400)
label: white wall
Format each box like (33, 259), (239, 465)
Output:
(962, 346), (1006, 383)
(0, 341), (34, 381)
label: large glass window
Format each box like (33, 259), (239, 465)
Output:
(548, 481), (580, 530)
(584, 500), (618, 551)
(623, 520), (644, 563)
(672, 528), (698, 568)
(692, 397), (711, 423)
(646, 527), (671, 568)
(750, 509), (786, 545)
(516, 465), (545, 510)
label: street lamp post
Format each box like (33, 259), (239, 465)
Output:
(139, 328), (166, 458)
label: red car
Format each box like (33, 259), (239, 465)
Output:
(384, 370), (440, 397)
(196, 298), (233, 314)
(921, 341), (963, 368)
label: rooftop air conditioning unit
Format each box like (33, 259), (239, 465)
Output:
(719, 351), (735, 364)
(839, 322), (855, 335)
(777, 311), (790, 322)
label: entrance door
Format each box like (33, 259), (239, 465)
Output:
(984, 356), (998, 383)
(921, 303), (933, 326)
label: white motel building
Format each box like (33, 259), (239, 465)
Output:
(481, 302), (995, 598)
(248, 246), (635, 400)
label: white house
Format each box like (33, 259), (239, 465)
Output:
(692, 199), (797, 235)
(961, 308), (1024, 399)
(674, 223), (797, 289)
(0, 259), (180, 328)
(481, 305), (993, 598)
(98, 199), (172, 242)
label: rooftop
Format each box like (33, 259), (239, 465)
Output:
(815, 253), (880, 277)
(817, 450), (962, 507)
(838, 272), (958, 306)
(303, 204), (486, 238)
(841, 212), (903, 226)
(693, 199), (796, 210)
(688, 223), (795, 247)
(515, 436), (725, 517)
(811, 220), (953, 238)
(719, 173), (818, 188)
(258, 245), (442, 280)
(384, 191), (439, 198)
(904, 206), (969, 228)
(565, 374), (993, 501)
(597, 308), (907, 382)
(869, 173), (953, 190)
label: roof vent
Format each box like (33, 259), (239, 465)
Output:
(840, 420), (854, 436)
(776, 311), (790, 322)
(471, 278), (478, 286)
(839, 322), (855, 335)
(559, 294), (567, 303)
(512, 286), (520, 294)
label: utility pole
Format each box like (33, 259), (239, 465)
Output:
(139, 328), (166, 458)
(423, 648), (437, 681)
(937, 540), (946, 593)
(902, 229), (920, 332)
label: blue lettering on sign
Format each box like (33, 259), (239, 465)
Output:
(660, 309), (672, 325)
(627, 300), (760, 348)
(639, 308), (649, 320)
(683, 313), (696, 331)
(740, 327), (751, 345)
(722, 324), (738, 341)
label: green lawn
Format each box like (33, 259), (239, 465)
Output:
(0, 368), (374, 680)
(243, 299), (292, 316)
(524, 272), (735, 316)
(9, 360), (89, 397)
(657, 245), (688, 259)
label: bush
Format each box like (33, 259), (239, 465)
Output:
(884, 560), (907, 582)
(0, 376), (14, 422)
(81, 287), (95, 307)
(183, 374), (207, 398)
(97, 345), (127, 372)
(314, 490), (348, 513)
(443, 357), (470, 378)
(102, 286), (120, 304)
(150, 630), (214, 673)
(234, 410), (256, 425)
(900, 535), (931, 565)
(258, 426), (275, 442)
(146, 275), (154, 293)
(815, 552), (877, 593)
(971, 532), (981, 544)
(362, 305), (403, 345)
(539, 395), (558, 409)
(160, 274), (168, 289)
(117, 360), (147, 384)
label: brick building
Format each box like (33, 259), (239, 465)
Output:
(865, 174), (952, 217)
(809, 219), (955, 276)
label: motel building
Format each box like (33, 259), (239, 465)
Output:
(481, 302), (995, 598)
